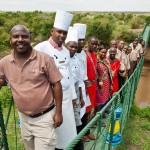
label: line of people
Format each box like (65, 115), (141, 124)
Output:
(0, 10), (146, 150)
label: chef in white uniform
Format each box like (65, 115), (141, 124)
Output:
(34, 11), (77, 150)
(73, 23), (88, 118)
(65, 26), (85, 150)
(65, 26), (84, 127)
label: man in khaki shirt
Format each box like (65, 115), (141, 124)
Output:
(0, 25), (63, 150)
(116, 40), (127, 88)
(129, 38), (143, 56)
(128, 40), (140, 76)
(129, 40), (141, 61)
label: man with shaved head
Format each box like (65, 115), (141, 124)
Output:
(106, 40), (118, 58)
(110, 40), (118, 48)
(0, 24), (63, 150)
(83, 36), (98, 140)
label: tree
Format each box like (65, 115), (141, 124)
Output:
(87, 21), (113, 46)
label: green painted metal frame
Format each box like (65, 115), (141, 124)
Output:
(0, 101), (9, 150)
(65, 22), (149, 149)
(65, 56), (144, 150)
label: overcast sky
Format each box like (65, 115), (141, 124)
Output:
(0, 0), (149, 12)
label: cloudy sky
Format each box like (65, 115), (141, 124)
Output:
(0, 0), (149, 12)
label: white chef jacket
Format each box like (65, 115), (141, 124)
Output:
(70, 54), (84, 88)
(75, 51), (88, 81)
(34, 40), (77, 100)
(76, 51), (88, 118)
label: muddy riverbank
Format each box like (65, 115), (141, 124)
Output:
(135, 48), (150, 108)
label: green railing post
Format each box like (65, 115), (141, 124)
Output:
(5, 97), (13, 129)
(0, 101), (9, 150)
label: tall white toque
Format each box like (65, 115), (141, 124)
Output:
(53, 10), (73, 31)
(65, 26), (79, 44)
(73, 23), (87, 39)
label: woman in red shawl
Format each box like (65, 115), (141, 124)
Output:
(97, 46), (113, 108)
(108, 47), (120, 94)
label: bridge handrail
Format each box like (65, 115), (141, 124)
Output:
(65, 21), (150, 150)
(65, 56), (144, 150)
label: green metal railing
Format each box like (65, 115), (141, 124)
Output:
(140, 21), (150, 48)
(65, 21), (150, 150)
(0, 94), (22, 150)
(0, 101), (9, 150)
(65, 56), (144, 150)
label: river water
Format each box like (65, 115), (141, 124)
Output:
(135, 59), (150, 108)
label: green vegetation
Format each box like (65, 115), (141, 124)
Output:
(0, 86), (12, 108)
(117, 105), (150, 150)
(0, 11), (149, 55)
(0, 86), (24, 149)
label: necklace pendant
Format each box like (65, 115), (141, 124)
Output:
(99, 81), (103, 86)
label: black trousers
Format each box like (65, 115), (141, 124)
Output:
(73, 125), (84, 150)
(118, 74), (126, 89)
(81, 113), (90, 135)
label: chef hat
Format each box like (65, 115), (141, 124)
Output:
(73, 23), (87, 39)
(65, 26), (78, 44)
(53, 10), (73, 31)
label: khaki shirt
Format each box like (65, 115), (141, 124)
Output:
(130, 43), (143, 54)
(129, 43), (143, 61)
(126, 54), (130, 70)
(0, 49), (62, 115)
(116, 49), (127, 71)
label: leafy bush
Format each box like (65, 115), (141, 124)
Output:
(146, 16), (150, 24)
(129, 17), (145, 29)
(0, 17), (5, 26)
(124, 13), (134, 22)
(87, 20), (113, 46)
(131, 104), (150, 119)
(117, 30), (138, 44)
(0, 86), (12, 108)
(0, 12), (148, 53)
(141, 120), (150, 131)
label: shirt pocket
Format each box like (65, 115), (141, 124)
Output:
(27, 68), (46, 83)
